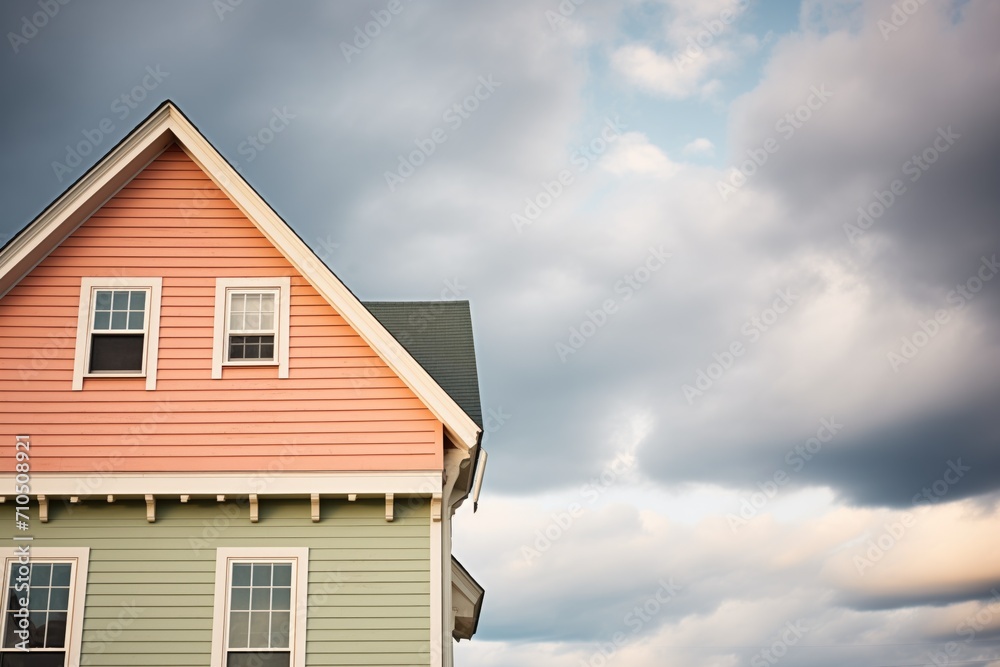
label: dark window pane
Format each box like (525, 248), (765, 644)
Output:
(228, 611), (249, 649)
(112, 291), (129, 310)
(27, 612), (46, 647)
(272, 565), (291, 587)
(250, 588), (269, 611)
(48, 588), (69, 612)
(248, 611), (269, 647)
(231, 587), (250, 611)
(251, 565), (271, 586)
(29, 565), (50, 588)
(94, 290), (112, 310)
(228, 335), (274, 361)
(50, 566), (71, 588)
(89, 334), (144, 372)
(45, 611), (67, 648)
(129, 291), (146, 310)
(226, 652), (290, 667)
(93, 311), (110, 330)
(3, 611), (18, 648)
(0, 652), (67, 667)
(232, 564), (251, 587)
(271, 587), (290, 611)
(26, 589), (47, 611)
(270, 612), (290, 648)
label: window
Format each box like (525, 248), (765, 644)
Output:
(89, 289), (147, 372)
(211, 548), (307, 667)
(227, 291), (277, 362)
(72, 278), (162, 391)
(212, 278), (290, 379)
(0, 548), (89, 667)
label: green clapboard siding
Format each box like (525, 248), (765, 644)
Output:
(1, 496), (431, 667)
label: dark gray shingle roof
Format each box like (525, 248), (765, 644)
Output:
(363, 301), (482, 428)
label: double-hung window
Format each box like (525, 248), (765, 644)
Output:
(212, 278), (290, 378)
(211, 548), (307, 667)
(72, 278), (162, 390)
(226, 291), (277, 362)
(89, 288), (148, 372)
(0, 548), (89, 667)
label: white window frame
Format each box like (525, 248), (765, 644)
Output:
(210, 547), (308, 667)
(72, 277), (162, 391)
(212, 278), (291, 379)
(0, 547), (90, 667)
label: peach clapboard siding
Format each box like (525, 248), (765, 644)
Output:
(0, 144), (443, 473)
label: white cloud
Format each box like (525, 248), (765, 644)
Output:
(611, 0), (756, 99)
(602, 132), (680, 178)
(683, 138), (716, 156)
(611, 42), (726, 99)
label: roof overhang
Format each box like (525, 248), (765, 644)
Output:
(0, 101), (482, 451)
(451, 557), (484, 641)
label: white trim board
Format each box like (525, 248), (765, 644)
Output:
(3, 471), (444, 498)
(0, 101), (481, 451)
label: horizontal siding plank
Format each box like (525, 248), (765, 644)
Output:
(0, 409), (424, 427)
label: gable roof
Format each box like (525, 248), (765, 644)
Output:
(365, 301), (482, 428)
(0, 101), (481, 451)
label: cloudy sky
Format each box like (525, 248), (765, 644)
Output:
(3, 0), (1000, 665)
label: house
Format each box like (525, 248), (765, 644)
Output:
(0, 101), (486, 667)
